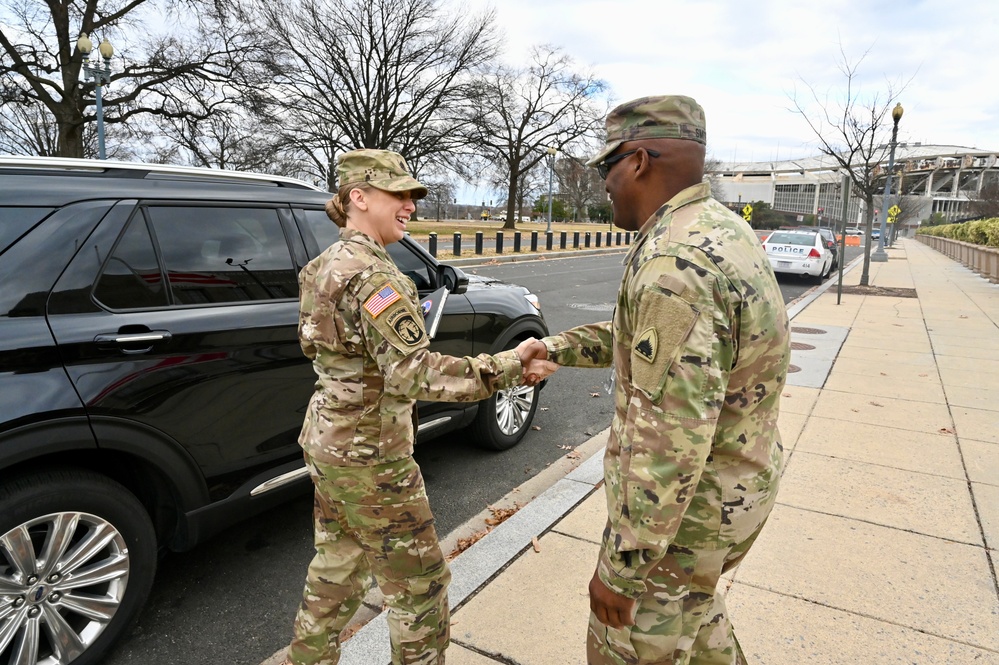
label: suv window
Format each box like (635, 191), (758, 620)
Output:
(388, 242), (433, 291)
(94, 213), (169, 309)
(146, 206), (298, 304)
(299, 208), (339, 251)
(298, 208), (433, 291)
(0, 207), (53, 255)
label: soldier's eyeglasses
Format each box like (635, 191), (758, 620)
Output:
(596, 149), (660, 180)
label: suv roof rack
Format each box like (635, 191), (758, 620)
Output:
(0, 156), (324, 191)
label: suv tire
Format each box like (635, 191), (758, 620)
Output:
(0, 469), (156, 665)
(471, 342), (540, 451)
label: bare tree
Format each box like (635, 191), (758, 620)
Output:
(0, 0), (259, 158)
(970, 181), (999, 220)
(250, 0), (498, 190)
(789, 45), (909, 285)
(704, 156), (726, 200)
(555, 150), (602, 222)
(421, 177), (456, 221)
(462, 44), (608, 230)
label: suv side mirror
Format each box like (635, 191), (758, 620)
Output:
(438, 264), (468, 295)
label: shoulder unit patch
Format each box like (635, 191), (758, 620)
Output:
(635, 327), (658, 363)
(388, 309), (424, 346)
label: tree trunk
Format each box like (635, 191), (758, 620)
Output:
(57, 115), (85, 158)
(859, 199), (876, 286)
(503, 167), (518, 230)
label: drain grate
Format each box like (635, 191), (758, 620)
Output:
(787, 364), (801, 373)
(792, 326), (827, 334)
(791, 341), (816, 351)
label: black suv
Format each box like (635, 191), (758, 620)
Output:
(0, 157), (547, 665)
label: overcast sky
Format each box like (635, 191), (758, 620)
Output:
(465, 0), (998, 166)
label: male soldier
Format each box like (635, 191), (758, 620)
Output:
(521, 96), (790, 664)
(285, 148), (554, 665)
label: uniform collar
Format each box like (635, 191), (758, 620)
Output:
(622, 181), (712, 267)
(340, 227), (393, 263)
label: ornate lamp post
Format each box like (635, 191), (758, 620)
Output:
(871, 102), (903, 262)
(546, 146), (557, 234)
(76, 33), (114, 159)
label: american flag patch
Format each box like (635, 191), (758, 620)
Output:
(363, 285), (401, 318)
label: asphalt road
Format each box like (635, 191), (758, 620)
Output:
(104, 244), (864, 665)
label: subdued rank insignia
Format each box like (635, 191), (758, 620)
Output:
(388, 309), (424, 346)
(634, 328), (658, 363)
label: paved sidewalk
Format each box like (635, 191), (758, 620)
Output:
(268, 238), (999, 664)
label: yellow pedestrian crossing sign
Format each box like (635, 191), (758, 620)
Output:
(741, 204), (753, 222)
(888, 205), (901, 223)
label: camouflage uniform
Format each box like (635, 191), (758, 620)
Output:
(543, 97), (789, 665)
(288, 151), (522, 665)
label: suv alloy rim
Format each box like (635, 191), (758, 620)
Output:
(1, 512), (129, 664)
(494, 384), (536, 436)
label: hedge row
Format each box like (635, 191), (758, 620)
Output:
(916, 218), (999, 247)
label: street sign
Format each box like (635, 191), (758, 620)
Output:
(741, 204), (753, 222)
(888, 204), (901, 224)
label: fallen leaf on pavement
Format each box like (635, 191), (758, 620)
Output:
(532, 536), (540, 553)
(851, 408), (860, 413)
(590, 392), (600, 397)
(869, 401), (884, 407)
(939, 427), (955, 434)
(783, 393), (792, 397)
(879, 372), (888, 376)
(540, 407), (549, 411)
(559, 444), (573, 450)
(567, 451), (581, 460)
(531, 425), (542, 431)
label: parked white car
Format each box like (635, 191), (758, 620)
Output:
(763, 229), (834, 282)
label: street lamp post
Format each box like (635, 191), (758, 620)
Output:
(546, 146), (557, 234)
(871, 103), (903, 262)
(76, 33), (114, 160)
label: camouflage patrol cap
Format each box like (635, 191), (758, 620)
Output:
(337, 148), (428, 199)
(587, 95), (707, 167)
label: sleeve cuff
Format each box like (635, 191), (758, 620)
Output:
(597, 552), (648, 600)
(494, 349), (523, 389)
(541, 335), (568, 364)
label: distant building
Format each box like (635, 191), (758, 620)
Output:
(709, 144), (999, 230)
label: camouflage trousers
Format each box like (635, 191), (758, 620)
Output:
(587, 537), (764, 665)
(287, 453), (451, 665)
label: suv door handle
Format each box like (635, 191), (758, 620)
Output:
(95, 330), (172, 354)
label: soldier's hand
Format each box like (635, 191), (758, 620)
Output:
(589, 568), (636, 628)
(515, 337), (548, 363)
(522, 358), (558, 385)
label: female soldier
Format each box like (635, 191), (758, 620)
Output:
(285, 148), (553, 665)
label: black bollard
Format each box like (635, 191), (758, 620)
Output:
(531, 231), (538, 252)
(573, 232), (579, 248)
(595, 232), (602, 247)
(546, 232), (554, 251)
(429, 232), (438, 257)
(475, 231), (484, 255)
(616, 232), (622, 245)
(605, 232), (612, 246)
(513, 232), (521, 253)
(496, 231), (504, 253)
(584, 232), (591, 248)
(453, 232), (461, 256)
(560, 231), (567, 249)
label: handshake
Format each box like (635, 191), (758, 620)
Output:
(514, 338), (558, 387)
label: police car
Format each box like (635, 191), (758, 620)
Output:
(763, 229), (834, 282)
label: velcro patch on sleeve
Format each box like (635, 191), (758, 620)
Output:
(631, 289), (698, 404)
(363, 284), (401, 318)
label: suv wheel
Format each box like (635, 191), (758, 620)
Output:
(471, 341), (540, 450)
(0, 469), (156, 665)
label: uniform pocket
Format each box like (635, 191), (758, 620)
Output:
(630, 288), (699, 405)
